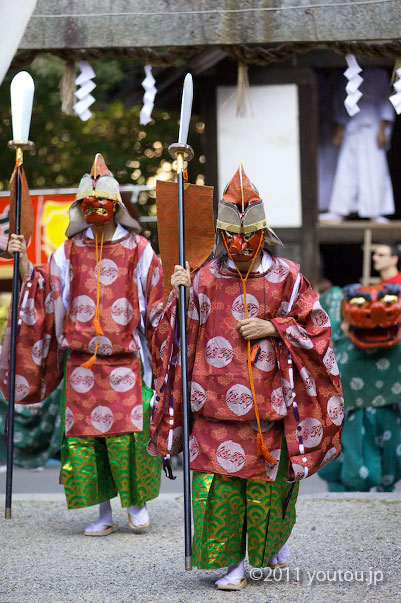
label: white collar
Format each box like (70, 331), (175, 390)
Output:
(86, 223), (128, 240)
(226, 250), (273, 273)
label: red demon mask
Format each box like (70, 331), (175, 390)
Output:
(81, 196), (115, 225)
(222, 230), (264, 263)
(342, 283), (401, 349)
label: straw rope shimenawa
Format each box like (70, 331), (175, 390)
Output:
(9, 40), (401, 74)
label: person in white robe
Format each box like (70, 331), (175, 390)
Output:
(320, 67), (395, 223)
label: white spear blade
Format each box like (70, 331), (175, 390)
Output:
(10, 71), (35, 141)
(178, 73), (193, 145)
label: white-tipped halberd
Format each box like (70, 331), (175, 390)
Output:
(178, 73), (193, 146)
(10, 71), (34, 142)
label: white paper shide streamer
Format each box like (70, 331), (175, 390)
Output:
(140, 66), (157, 125)
(73, 61), (96, 121)
(389, 67), (401, 115)
(344, 54), (363, 117)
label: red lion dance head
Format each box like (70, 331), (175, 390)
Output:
(342, 283), (401, 349)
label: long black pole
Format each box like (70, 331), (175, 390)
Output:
(177, 159), (192, 570)
(5, 159), (22, 519)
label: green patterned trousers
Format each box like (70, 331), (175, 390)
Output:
(192, 440), (299, 569)
(61, 382), (161, 510)
(319, 405), (401, 492)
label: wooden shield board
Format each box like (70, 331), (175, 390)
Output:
(156, 180), (215, 303)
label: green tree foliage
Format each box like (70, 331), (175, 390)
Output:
(0, 55), (206, 248)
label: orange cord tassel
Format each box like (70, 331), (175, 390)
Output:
(81, 354), (97, 370)
(257, 432), (278, 464)
(93, 317), (104, 336)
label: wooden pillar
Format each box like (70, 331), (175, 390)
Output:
(198, 78), (218, 216)
(298, 70), (319, 284)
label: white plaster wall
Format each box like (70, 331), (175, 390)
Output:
(217, 84), (302, 228)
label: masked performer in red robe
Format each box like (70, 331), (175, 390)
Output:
(3, 154), (163, 535)
(150, 165), (343, 590)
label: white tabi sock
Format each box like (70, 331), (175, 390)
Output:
(85, 500), (113, 533)
(269, 541), (290, 567)
(127, 504), (149, 527)
(215, 560), (245, 586)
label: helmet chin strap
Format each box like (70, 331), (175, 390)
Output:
(222, 231), (278, 465)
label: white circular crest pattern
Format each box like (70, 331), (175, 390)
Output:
(190, 382), (207, 411)
(69, 295), (96, 323)
(189, 435), (200, 461)
(130, 405), (143, 429)
(88, 336), (112, 356)
(198, 293), (212, 325)
(96, 259), (119, 285)
(216, 440), (246, 473)
(292, 463), (307, 480)
(300, 367), (317, 397)
(285, 325), (314, 349)
(271, 388), (287, 415)
(311, 301), (330, 327)
(209, 259), (229, 279)
(149, 302), (164, 328)
(327, 396), (344, 426)
(70, 367), (95, 393)
(265, 258), (290, 283)
(151, 266), (160, 287)
(205, 337), (233, 368)
(254, 339), (276, 372)
(110, 367), (136, 392)
(15, 375), (29, 401)
(297, 417), (323, 448)
(281, 378), (294, 407)
(187, 298), (199, 321)
(111, 297), (134, 325)
(65, 407), (74, 432)
(226, 384), (253, 416)
(22, 299), (37, 326)
(323, 347), (339, 376)
(264, 448), (281, 478)
(32, 340), (44, 366)
(91, 406), (114, 433)
(231, 294), (260, 321)
(319, 447), (338, 467)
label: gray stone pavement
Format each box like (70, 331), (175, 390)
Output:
(1, 484), (400, 602)
(0, 464), (339, 496)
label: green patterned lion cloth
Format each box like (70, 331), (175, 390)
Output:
(319, 287), (401, 492)
(0, 383), (62, 469)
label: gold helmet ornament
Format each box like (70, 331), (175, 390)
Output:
(214, 164), (283, 260)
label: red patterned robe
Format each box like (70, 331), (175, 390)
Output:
(150, 251), (343, 481)
(0, 225), (164, 437)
